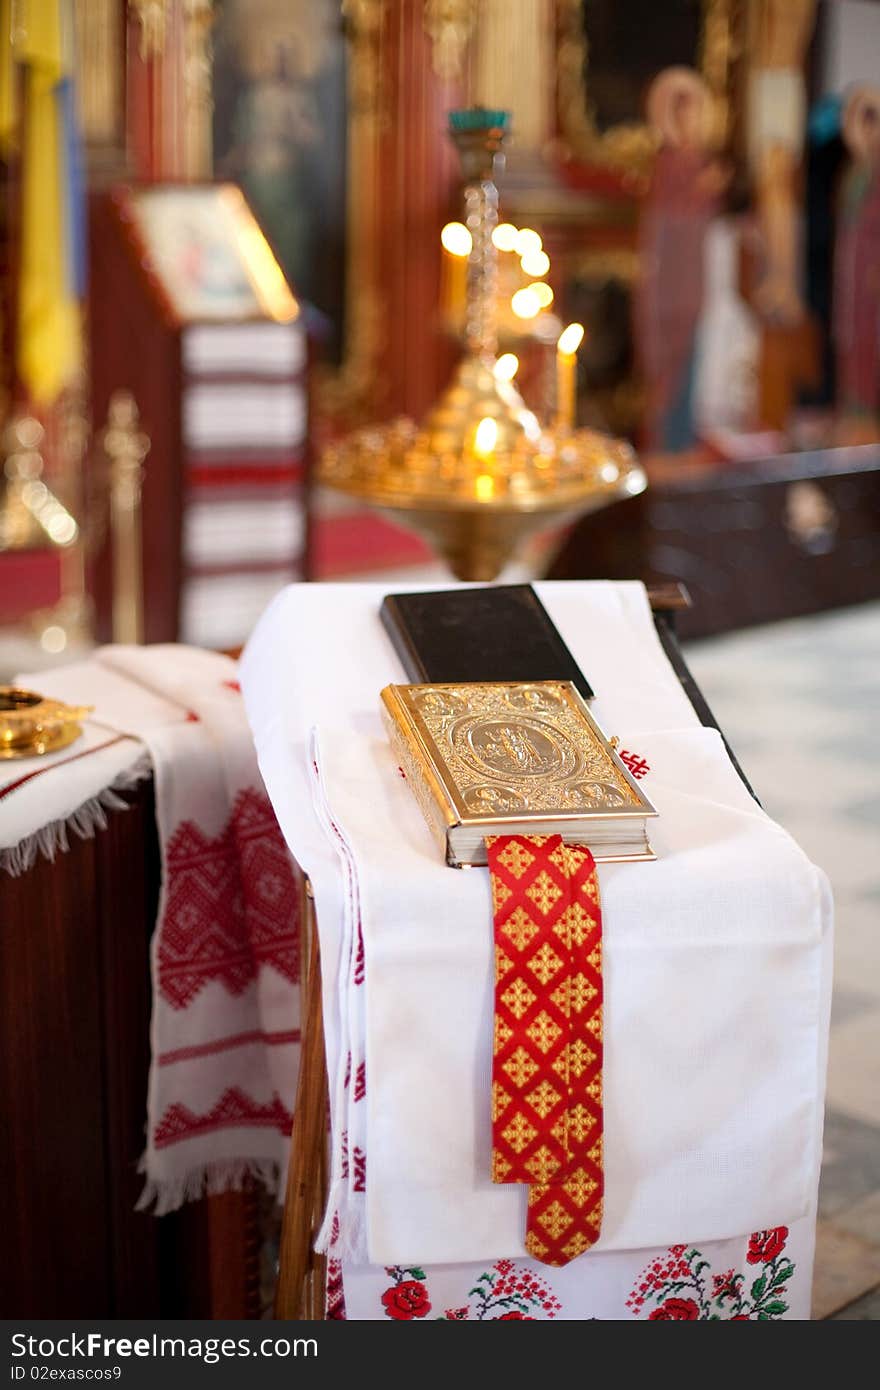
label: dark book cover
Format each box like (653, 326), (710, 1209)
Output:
(380, 585), (594, 701)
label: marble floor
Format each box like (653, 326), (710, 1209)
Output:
(685, 600), (880, 1320)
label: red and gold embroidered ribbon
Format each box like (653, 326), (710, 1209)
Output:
(488, 833), (603, 1266)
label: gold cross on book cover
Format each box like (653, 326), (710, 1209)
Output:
(380, 681), (657, 868)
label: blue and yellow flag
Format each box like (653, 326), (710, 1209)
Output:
(5, 0), (85, 404)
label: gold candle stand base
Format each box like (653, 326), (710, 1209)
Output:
(319, 355), (646, 581)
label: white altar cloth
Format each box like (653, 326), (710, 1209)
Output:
(241, 581), (833, 1319)
(310, 723), (831, 1264)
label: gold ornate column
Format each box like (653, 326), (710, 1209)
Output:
(324, 0), (387, 414)
(424, 0), (476, 83)
(130, 0), (170, 57)
(127, 0), (214, 180)
(73, 0), (126, 177)
(102, 391), (150, 645)
(746, 0), (817, 324)
(183, 0), (214, 179)
(54, 378), (94, 646)
(472, 0), (552, 152)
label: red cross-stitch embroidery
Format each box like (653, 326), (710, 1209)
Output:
(378, 1259), (562, 1321)
(380, 1268), (432, 1320)
(326, 1258), (347, 1319)
(619, 749), (650, 779)
(158, 787), (300, 1008)
(153, 1086), (292, 1148)
(627, 1228), (794, 1320)
(353, 926), (365, 986)
(340, 1130), (349, 1179)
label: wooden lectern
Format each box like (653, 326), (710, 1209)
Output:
(88, 183), (309, 647)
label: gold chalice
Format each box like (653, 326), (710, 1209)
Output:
(0, 687), (93, 759)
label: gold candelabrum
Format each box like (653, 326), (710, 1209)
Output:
(0, 388), (150, 655)
(0, 408), (92, 654)
(318, 107), (646, 582)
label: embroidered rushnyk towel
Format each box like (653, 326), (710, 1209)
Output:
(240, 581), (833, 1266)
(331, 1216), (817, 1320)
(11, 645), (301, 1213)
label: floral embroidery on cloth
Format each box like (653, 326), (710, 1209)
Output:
(380, 1267), (433, 1321)
(379, 1261), (561, 1321)
(367, 1231), (796, 1322)
(627, 1227), (795, 1320)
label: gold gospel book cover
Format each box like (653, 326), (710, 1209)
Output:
(380, 680), (657, 868)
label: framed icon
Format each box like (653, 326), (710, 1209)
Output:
(122, 183), (298, 325)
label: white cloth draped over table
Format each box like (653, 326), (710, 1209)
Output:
(241, 581), (833, 1320)
(4, 646), (301, 1213)
(311, 725), (831, 1265)
(0, 665), (156, 877)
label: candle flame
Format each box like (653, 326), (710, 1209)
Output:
(494, 353), (519, 382)
(474, 417), (498, 457)
(492, 222), (519, 252)
(557, 322), (585, 356)
(516, 228), (543, 257)
(475, 473), (495, 500)
(441, 222), (473, 257)
(511, 287), (542, 319)
(520, 248), (550, 278)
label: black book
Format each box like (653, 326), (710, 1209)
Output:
(380, 584), (594, 701)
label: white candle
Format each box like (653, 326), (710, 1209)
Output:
(556, 322), (585, 430)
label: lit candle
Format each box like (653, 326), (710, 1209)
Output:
(474, 416), (498, 458)
(532, 283), (554, 308)
(473, 416), (498, 500)
(520, 248), (550, 279)
(440, 222), (472, 325)
(511, 286), (542, 320)
(516, 228), (543, 257)
(556, 322), (584, 430)
(494, 353), (519, 383)
(474, 473), (495, 501)
(492, 223), (520, 252)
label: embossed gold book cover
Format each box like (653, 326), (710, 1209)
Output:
(380, 680), (657, 868)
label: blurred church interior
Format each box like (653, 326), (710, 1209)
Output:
(2, 0), (880, 660)
(1, 0), (879, 1321)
